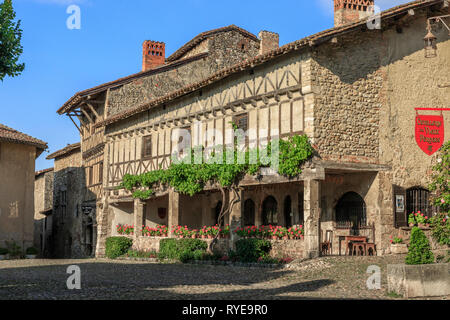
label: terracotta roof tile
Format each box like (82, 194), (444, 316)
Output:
(0, 123), (48, 151)
(96, 0), (442, 128)
(46, 142), (81, 160)
(35, 167), (54, 177)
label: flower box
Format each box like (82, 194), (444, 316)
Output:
(26, 255), (37, 259)
(391, 243), (408, 254)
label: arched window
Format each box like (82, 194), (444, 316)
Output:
(214, 201), (224, 226)
(335, 192), (367, 231)
(243, 199), (255, 227)
(262, 196), (278, 225)
(406, 187), (432, 216)
(284, 196), (292, 227)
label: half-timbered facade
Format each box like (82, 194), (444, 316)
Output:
(58, 0), (450, 258)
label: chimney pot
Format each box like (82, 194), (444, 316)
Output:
(334, 0), (375, 28)
(142, 40), (165, 72)
(258, 30), (279, 55)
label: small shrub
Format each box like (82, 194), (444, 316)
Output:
(405, 227), (434, 265)
(158, 238), (208, 262)
(429, 213), (450, 246)
(235, 238), (272, 263)
(105, 237), (133, 259)
(0, 248), (8, 255)
(26, 247), (38, 255)
(5, 241), (22, 258)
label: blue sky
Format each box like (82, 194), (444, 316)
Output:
(1, 0), (410, 171)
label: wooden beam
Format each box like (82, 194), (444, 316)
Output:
(80, 106), (94, 124)
(86, 102), (100, 119)
(68, 114), (82, 134)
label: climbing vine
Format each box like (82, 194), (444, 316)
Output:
(119, 134), (314, 199)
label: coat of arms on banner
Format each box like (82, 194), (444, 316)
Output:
(415, 114), (444, 156)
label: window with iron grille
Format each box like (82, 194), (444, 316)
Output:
(335, 192), (367, 229)
(406, 187), (433, 216)
(142, 135), (152, 159)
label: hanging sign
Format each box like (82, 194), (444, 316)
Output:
(415, 113), (444, 156)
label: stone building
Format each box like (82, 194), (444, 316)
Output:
(0, 123), (47, 251)
(34, 168), (54, 257)
(45, 143), (95, 258)
(57, 0), (449, 258)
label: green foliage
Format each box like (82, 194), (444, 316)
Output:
(25, 247), (38, 255)
(429, 213), (450, 246)
(429, 141), (449, 213)
(5, 240), (21, 257)
(0, 248), (8, 255)
(405, 227), (434, 265)
(105, 237), (133, 259)
(120, 134), (314, 199)
(234, 238), (272, 263)
(0, 0), (24, 81)
(158, 238), (208, 263)
(126, 250), (157, 259)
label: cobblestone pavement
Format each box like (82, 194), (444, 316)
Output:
(0, 255), (448, 300)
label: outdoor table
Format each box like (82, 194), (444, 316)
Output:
(344, 236), (367, 256)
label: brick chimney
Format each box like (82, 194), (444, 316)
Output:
(334, 0), (375, 27)
(258, 31), (279, 55)
(142, 40), (165, 72)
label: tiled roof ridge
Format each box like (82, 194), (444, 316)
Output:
(35, 167), (54, 176)
(95, 0), (441, 128)
(0, 123), (48, 150)
(46, 142), (81, 160)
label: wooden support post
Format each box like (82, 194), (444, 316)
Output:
(303, 179), (321, 259)
(168, 189), (180, 238)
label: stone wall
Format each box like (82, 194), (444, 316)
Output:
(312, 32), (381, 163)
(34, 170), (53, 255)
(107, 29), (260, 117)
(0, 142), (36, 250)
(130, 236), (303, 259)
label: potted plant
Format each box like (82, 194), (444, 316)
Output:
(390, 236), (408, 254)
(26, 247), (38, 259)
(0, 248), (9, 260)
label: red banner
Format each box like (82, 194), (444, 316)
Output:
(415, 114), (444, 156)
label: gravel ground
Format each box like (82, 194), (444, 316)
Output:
(0, 255), (447, 300)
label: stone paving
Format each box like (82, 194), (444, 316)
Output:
(0, 255), (448, 300)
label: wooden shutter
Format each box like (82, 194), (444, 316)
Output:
(393, 185), (407, 228)
(142, 135), (152, 159)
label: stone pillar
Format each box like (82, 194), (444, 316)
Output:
(95, 200), (109, 258)
(255, 194), (263, 226)
(277, 196), (284, 227)
(229, 189), (243, 245)
(133, 199), (145, 240)
(303, 179), (321, 259)
(168, 189), (180, 238)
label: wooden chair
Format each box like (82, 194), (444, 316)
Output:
(365, 222), (377, 256)
(321, 230), (333, 256)
(351, 242), (366, 256)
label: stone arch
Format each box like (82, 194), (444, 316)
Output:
(262, 196), (278, 225)
(335, 192), (367, 234)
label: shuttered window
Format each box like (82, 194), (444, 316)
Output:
(142, 135), (152, 159)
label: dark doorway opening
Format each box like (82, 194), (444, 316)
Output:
(335, 192), (367, 235)
(262, 196), (278, 225)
